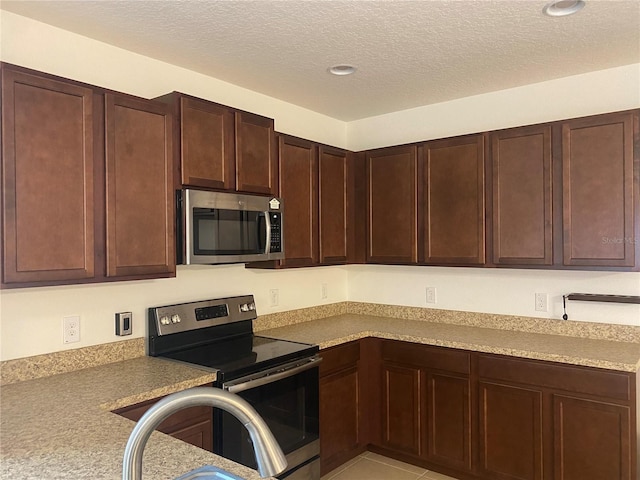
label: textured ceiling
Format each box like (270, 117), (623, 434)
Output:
(1, 0), (639, 121)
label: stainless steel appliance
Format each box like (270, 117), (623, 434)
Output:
(148, 295), (320, 480)
(177, 189), (284, 265)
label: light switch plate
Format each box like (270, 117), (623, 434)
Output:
(116, 312), (132, 336)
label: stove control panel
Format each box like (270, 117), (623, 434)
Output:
(149, 295), (257, 336)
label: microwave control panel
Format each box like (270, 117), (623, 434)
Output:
(270, 212), (282, 253)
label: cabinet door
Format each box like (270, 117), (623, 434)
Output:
(320, 366), (360, 474)
(179, 96), (235, 190)
(235, 111), (278, 195)
(420, 135), (486, 265)
(319, 146), (348, 264)
(381, 362), (422, 456)
(279, 135), (318, 267)
(553, 395), (631, 480)
(425, 373), (471, 471)
(319, 342), (362, 475)
(105, 94), (175, 277)
(1, 68), (95, 283)
(478, 382), (543, 480)
(115, 399), (213, 451)
(367, 146), (417, 264)
(491, 125), (553, 265)
(561, 112), (636, 267)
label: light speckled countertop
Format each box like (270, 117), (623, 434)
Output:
(0, 356), (275, 480)
(3, 312), (640, 480)
(260, 314), (640, 372)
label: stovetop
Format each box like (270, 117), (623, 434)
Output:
(160, 334), (317, 381)
(147, 295), (318, 382)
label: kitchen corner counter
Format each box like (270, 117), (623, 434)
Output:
(259, 314), (640, 372)
(0, 356), (275, 480)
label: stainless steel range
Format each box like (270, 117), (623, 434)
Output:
(147, 295), (321, 480)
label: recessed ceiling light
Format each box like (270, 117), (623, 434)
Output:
(543, 0), (585, 17)
(328, 65), (357, 76)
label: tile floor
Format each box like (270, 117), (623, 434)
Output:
(320, 452), (461, 480)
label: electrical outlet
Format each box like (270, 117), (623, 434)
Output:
(63, 315), (80, 344)
(535, 293), (548, 312)
(321, 283), (328, 299)
(426, 287), (437, 304)
(269, 289), (279, 307)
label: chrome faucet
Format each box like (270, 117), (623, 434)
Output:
(122, 387), (287, 480)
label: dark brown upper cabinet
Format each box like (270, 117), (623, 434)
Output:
(278, 134), (318, 267)
(319, 146), (349, 264)
(156, 93), (276, 195)
(105, 93), (175, 278)
(419, 134), (486, 265)
(235, 111), (278, 195)
(1, 63), (175, 288)
(155, 93), (235, 190)
(366, 145), (418, 264)
(561, 111), (637, 268)
(1, 67), (96, 284)
(491, 125), (553, 266)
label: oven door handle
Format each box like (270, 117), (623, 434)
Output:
(223, 355), (322, 394)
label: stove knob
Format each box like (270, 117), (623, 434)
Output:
(171, 314), (181, 324)
(240, 303), (249, 312)
(160, 316), (170, 326)
(249, 302), (256, 311)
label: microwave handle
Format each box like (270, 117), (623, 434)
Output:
(262, 212), (272, 254)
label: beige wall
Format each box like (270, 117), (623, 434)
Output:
(1, 12), (638, 362)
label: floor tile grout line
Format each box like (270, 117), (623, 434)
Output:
(362, 455), (428, 475)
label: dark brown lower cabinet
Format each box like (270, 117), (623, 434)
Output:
(320, 339), (637, 480)
(319, 341), (365, 475)
(381, 362), (422, 455)
(376, 340), (472, 475)
(113, 389), (213, 452)
(478, 382), (543, 480)
(427, 372), (471, 471)
(553, 395), (631, 480)
(478, 354), (635, 480)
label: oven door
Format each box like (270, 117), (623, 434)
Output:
(217, 356), (321, 480)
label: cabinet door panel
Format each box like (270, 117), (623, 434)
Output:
(491, 125), (552, 265)
(319, 146), (348, 264)
(381, 362), (421, 455)
(105, 94), (174, 277)
(279, 135), (318, 266)
(320, 366), (360, 473)
(180, 96), (235, 190)
(562, 112), (635, 266)
(1, 69), (95, 283)
(235, 111), (277, 195)
(553, 395), (631, 480)
(421, 135), (485, 264)
(367, 146), (417, 264)
(479, 382), (543, 480)
(426, 373), (471, 471)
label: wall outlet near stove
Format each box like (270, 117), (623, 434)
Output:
(535, 293), (548, 312)
(63, 315), (80, 344)
(426, 287), (437, 304)
(269, 289), (279, 307)
(116, 312), (133, 336)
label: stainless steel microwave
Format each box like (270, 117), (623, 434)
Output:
(178, 189), (284, 265)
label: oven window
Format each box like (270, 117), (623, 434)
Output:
(215, 367), (319, 470)
(193, 208), (266, 255)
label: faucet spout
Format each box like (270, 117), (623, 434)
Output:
(122, 387), (287, 480)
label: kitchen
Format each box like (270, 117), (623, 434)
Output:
(1, 1), (640, 480)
